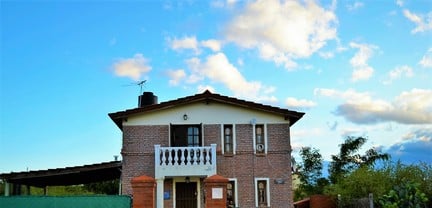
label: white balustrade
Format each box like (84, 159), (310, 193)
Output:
(154, 144), (217, 178)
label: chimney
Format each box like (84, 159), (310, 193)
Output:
(138, 92), (158, 107)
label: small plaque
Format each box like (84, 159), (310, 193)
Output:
(274, 178), (285, 184)
(212, 188), (223, 199)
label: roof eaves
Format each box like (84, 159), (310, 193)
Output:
(109, 90), (305, 129)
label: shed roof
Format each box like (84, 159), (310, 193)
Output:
(0, 161), (121, 187)
(109, 90), (305, 130)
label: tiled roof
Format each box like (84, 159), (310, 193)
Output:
(109, 90), (305, 130)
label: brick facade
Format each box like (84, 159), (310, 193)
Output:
(121, 125), (168, 195)
(121, 123), (294, 207)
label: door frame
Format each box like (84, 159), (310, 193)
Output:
(173, 177), (201, 208)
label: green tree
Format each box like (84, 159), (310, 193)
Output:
(325, 166), (392, 206)
(294, 147), (329, 200)
(325, 161), (432, 207)
(386, 161), (432, 207)
(379, 181), (428, 208)
(83, 179), (120, 195)
(329, 136), (389, 183)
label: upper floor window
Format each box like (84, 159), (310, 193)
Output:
(223, 125), (233, 154)
(187, 127), (200, 147)
(171, 124), (201, 147)
(255, 124), (265, 154)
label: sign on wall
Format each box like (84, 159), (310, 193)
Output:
(212, 188), (223, 199)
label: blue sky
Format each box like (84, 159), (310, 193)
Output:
(1, 0), (431, 173)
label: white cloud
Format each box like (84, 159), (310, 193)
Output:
(315, 88), (432, 124)
(419, 48), (432, 68)
(197, 85), (216, 93)
(237, 58), (244, 66)
(347, 2), (364, 11)
(113, 53), (151, 81)
(319, 51), (335, 59)
(396, 0), (404, 7)
(166, 69), (186, 86)
(349, 42), (378, 82)
(200, 39), (222, 52)
(285, 97), (317, 110)
(211, 0), (237, 8)
(401, 127), (432, 142)
(402, 9), (432, 34)
(168, 36), (200, 54)
(383, 65), (414, 84)
(186, 52), (277, 103)
(168, 37), (223, 54)
(224, 0), (337, 70)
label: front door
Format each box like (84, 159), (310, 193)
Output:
(176, 182), (197, 208)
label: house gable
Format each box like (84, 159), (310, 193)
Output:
(109, 90), (304, 129)
(125, 101), (290, 126)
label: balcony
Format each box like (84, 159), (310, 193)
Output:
(154, 144), (217, 178)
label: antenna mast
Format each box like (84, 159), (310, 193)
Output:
(137, 80), (146, 94)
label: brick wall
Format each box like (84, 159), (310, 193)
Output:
(121, 125), (168, 195)
(216, 123), (293, 208)
(121, 123), (293, 207)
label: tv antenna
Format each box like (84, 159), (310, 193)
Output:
(123, 80), (147, 94)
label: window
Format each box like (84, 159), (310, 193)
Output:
(171, 124), (201, 147)
(255, 178), (270, 207)
(187, 127), (200, 147)
(223, 125), (233, 154)
(255, 124), (265, 153)
(227, 180), (237, 208)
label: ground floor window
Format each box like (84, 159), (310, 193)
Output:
(227, 179), (237, 208)
(255, 178), (270, 207)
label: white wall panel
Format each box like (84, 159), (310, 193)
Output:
(124, 102), (288, 126)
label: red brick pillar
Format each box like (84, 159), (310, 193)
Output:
(131, 175), (156, 208)
(204, 174), (229, 208)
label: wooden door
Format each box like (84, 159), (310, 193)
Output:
(176, 182), (197, 208)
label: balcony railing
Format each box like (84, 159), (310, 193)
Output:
(154, 144), (217, 178)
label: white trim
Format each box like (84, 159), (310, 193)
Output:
(254, 124), (267, 154)
(173, 177), (201, 208)
(254, 178), (270, 207)
(221, 124), (236, 155)
(220, 124), (224, 153)
(252, 124), (256, 154)
(201, 124), (204, 147)
(156, 178), (164, 208)
(228, 178), (239, 208)
(168, 124), (171, 147)
(264, 123), (268, 154)
(233, 124), (236, 154)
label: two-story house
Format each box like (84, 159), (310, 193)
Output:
(109, 90), (304, 208)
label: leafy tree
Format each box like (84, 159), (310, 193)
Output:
(386, 161), (432, 207)
(294, 147), (329, 200)
(329, 136), (389, 183)
(83, 179), (119, 195)
(379, 181), (428, 208)
(325, 166), (392, 206)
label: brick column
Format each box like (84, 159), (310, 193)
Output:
(131, 175), (156, 208)
(204, 174), (229, 208)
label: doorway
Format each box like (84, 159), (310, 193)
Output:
(175, 182), (197, 208)
(171, 124), (202, 147)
